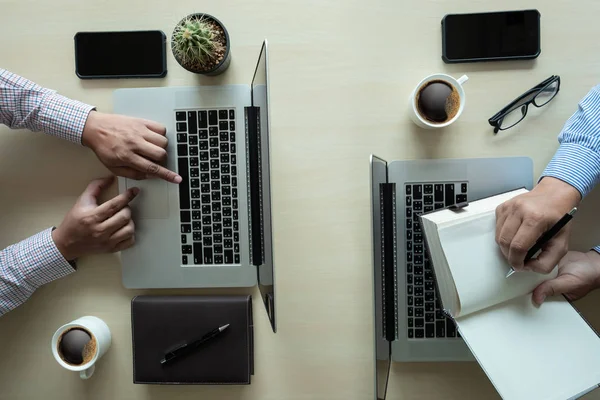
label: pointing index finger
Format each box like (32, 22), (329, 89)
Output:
(96, 187), (140, 221)
(131, 154), (182, 184)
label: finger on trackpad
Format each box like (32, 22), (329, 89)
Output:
(126, 178), (169, 219)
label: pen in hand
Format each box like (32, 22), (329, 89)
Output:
(506, 207), (577, 278)
(160, 323), (230, 365)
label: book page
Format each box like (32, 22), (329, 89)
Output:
(421, 217), (460, 316)
(457, 295), (600, 400)
(422, 188), (529, 229)
(438, 212), (557, 317)
(420, 188), (529, 316)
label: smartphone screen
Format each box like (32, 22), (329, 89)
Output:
(442, 10), (540, 63)
(74, 31), (166, 78)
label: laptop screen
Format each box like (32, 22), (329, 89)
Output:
(251, 40), (276, 332)
(371, 155), (392, 399)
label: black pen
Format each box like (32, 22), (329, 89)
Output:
(160, 324), (230, 364)
(506, 207), (577, 278)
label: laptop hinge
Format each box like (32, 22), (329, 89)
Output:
(380, 183), (398, 342)
(245, 106), (264, 267)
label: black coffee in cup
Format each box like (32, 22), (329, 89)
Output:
(57, 327), (97, 366)
(415, 80), (461, 123)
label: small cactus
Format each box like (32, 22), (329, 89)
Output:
(172, 15), (226, 73)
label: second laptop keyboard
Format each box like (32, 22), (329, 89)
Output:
(404, 182), (468, 340)
(176, 109), (241, 266)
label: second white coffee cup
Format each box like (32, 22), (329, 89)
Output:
(408, 73), (468, 129)
(51, 316), (112, 379)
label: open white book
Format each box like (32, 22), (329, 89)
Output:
(421, 188), (600, 400)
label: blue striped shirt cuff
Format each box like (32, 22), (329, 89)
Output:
(541, 142), (600, 198)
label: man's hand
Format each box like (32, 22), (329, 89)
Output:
(533, 251), (600, 304)
(495, 177), (581, 274)
(52, 177), (139, 261)
(82, 111), (182, 184)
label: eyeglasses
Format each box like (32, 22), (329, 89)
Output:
(488, 75), (561, 134)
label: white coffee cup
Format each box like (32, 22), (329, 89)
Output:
(51, 316), (112, 379)
(408, 73), (469, 129)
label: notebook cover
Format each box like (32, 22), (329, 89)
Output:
(131, 295), (253, 384)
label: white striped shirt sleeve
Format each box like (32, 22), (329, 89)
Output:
(0, 229), (74, 316)
(0, 68), (95, 144)
(0, 68), (86, 316)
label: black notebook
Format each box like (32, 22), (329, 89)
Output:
(131, 295), (253, 385)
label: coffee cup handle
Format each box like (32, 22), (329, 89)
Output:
(457, 75), (468, 85)
(80, 364), (95, 380)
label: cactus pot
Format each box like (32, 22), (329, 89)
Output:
(171, 13), (231, 76)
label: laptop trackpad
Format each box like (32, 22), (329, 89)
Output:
(126, 178), (169, 220)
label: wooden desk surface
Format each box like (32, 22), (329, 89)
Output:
(2, 0), (600, 399)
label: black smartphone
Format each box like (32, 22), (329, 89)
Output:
(74, 30), (167, 79)
(441, 9), (541, 63)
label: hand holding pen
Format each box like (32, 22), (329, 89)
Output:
(495, 178), (581, 276)
(506, 208), (577, 277)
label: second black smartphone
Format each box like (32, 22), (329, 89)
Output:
(441, 9), (541, 63)
(74, 30), (167, 79)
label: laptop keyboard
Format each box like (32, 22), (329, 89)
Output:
(176, 109), (241, 266)
(404, 182), (468, 339)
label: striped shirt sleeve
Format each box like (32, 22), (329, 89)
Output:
(540, 85), (600, 254)
(0, 228), (74, 316)
(0, 68), (95, 144)
(0, 69), (83, 316)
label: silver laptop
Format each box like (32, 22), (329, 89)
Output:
(370, 155), (533, 399)
(114, 40), (276, 331)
